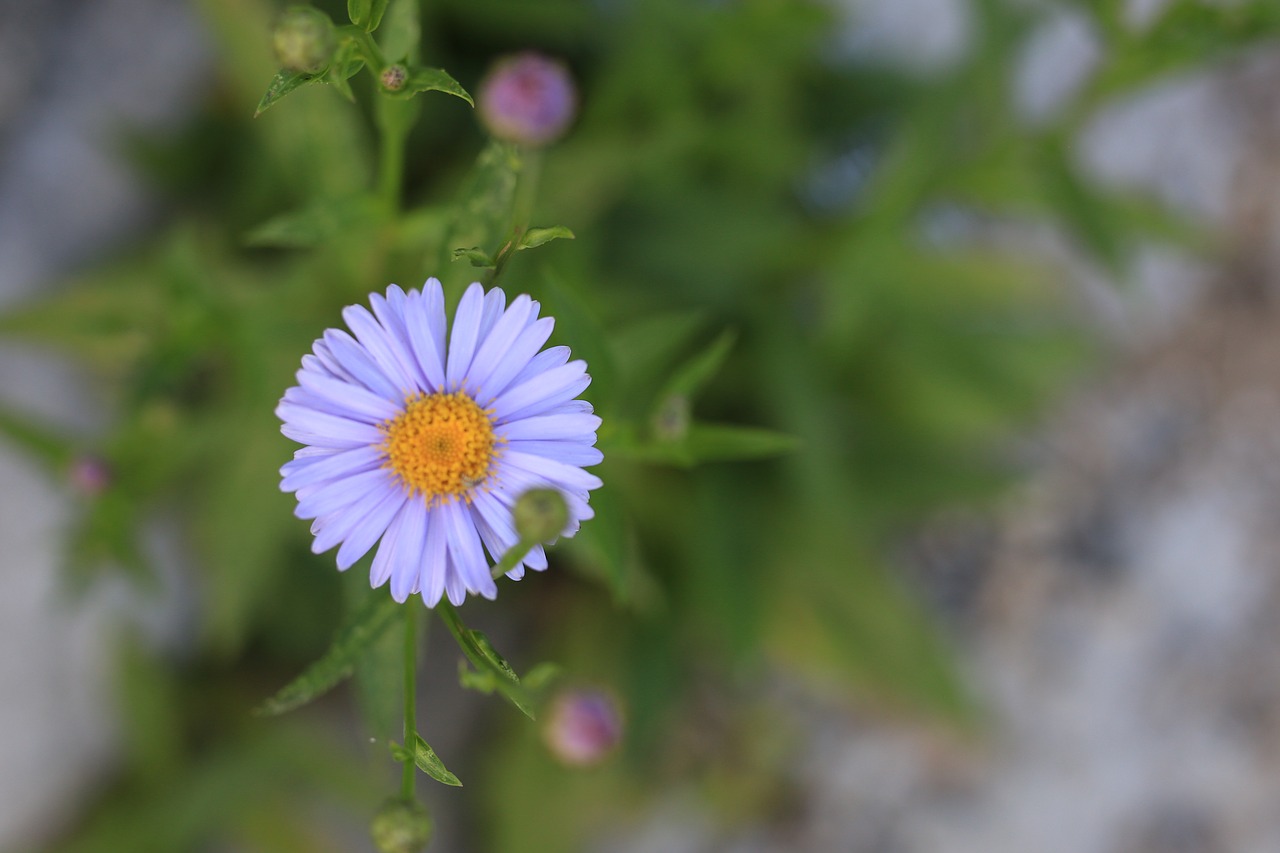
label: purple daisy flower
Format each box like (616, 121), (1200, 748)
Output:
(276, 278), (602, 607)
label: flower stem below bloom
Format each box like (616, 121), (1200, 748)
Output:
(401, 602), (418, 801)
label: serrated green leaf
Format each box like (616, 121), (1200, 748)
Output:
(394, 66), (473, 105)
(517, 225), (575, 250)
(452, 246), (495, 267)
(254, 69), (321, 117)
(391, 733), (462, 786)
(255, 594), (401, 716)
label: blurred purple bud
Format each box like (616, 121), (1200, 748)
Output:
(543, 688), (623, 767)
(69, 455), (111, 497)
(477, 53), (577, 147)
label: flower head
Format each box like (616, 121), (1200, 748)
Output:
(477, 53), (578, 146)
(277, 279), (602, 607)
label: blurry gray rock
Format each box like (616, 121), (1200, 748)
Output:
(0, 0), (210, 846)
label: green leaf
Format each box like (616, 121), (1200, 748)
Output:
(347, 0), (370, 27)
(326, 37), (365, 102)
(656, 328), (736, 405)
(609, 423), (798, 467)
(452, 246), (495, 268)
(366, 0), (391, 31)
(437, 602), (535, 718)
(378, 0), (421, 62)
(517, 225), (575, 250)
(391, 732), (462, 787)
(0, 404), (73, 470)
(393, 66), (473, 105)
(254, 69), (321, 118)
(255, 594), (401, 716)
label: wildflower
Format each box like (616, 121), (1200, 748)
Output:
(477, 53), (577, 146)
(277, 279), (602, 607)
(543, 688), (623, 767)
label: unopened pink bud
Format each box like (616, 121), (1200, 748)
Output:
(477, 53), (577, 147)
(69, 455), (111, 497)
(543, 688), (623, 767)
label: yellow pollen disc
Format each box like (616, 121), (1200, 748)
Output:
(381, 392), (498, 503)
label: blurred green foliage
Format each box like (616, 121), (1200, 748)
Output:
(2, 0), (1276, 849)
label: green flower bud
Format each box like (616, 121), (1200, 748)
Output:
(272, 6), (335, 75)
(370, 798), (432, 853)
(381, 64), (408, 92)
(514, 488), (569, 542)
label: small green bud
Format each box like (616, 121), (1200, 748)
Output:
(513, 488), (569, 542)
(272, 6), (335, 74)
(371, 798), (432, 853)
(380, 64), (408, 91)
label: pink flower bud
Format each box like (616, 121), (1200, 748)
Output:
(69, 455), (111, 497)
(543, 688), (623, 767)
(477, 53), (577, 147)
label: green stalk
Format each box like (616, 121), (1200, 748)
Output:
(488, 147), (544, 287)
(400, 603), (417, 800)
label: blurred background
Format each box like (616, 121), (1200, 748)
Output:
(3, 0), (1280, 850)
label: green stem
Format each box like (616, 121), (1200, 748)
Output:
(487, 147), (544, 287)
(377, 114), (408, 212)
(400, 603), (418, 801)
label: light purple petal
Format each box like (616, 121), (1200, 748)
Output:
(467, 294), (533, 392)
(336, 485), (408, 570)
(444, 559), (467, 605)
(476, 286), (507, 344)
(295, 468), (391, 520)
(441, 500), (497, 599)
(310, 479), (399, 557)
(370, 502), (410, 589)
(471, 490), (520, 560)
(422, 279), (448, 370)
(278, 403), (384, 449)
(475, 315), (554, 402)
(491, 361), (590, 422)
(403, 289), (447, 393)
(498, 413), (601, 441)
(446, 283), (485, 391)
(501, 449), (603, 499)
(419, 508), (449, 607)
(296, 371), (401, 423)
(280, 444), (385, 493)
(507, 440), (603, 467)
(389, 502), (428, 603)
(343, 303), (418, 394)
(322, 329), (401, 400)
(369, 286), (429, 392)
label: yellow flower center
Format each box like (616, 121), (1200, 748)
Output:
(381, 392), (498, 503)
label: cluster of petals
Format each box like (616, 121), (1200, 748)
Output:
(276, 278), (602, 607)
